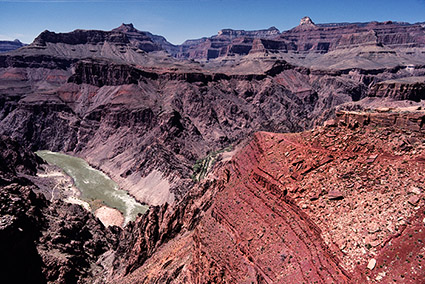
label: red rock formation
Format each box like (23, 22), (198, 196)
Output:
(106, 109), (425, 283)
(367, 209), (425, 283)
(1, 21), (425, 283)
(335, 109), (425, 132)
(369, 76), (425, 101)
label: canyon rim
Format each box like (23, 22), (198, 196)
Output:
(0, 9), (425, 284)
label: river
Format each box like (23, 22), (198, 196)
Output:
(36, 150), (148, 225)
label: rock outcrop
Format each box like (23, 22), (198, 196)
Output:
(299, 16), (316, 27)
(0, 135), (117, 283)
(0, 135), (41, 184)
(1, 20), (425, 283)
(112, 23), (178, 54)
(104, 109), (425, 283)
(369, 76), (425, 101)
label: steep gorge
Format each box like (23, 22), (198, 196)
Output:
(105, 107), (425, 283)
(1, 18), (425, 283)
(0, 56), (377, 205)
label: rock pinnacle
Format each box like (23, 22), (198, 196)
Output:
(300, 16), (315, 26)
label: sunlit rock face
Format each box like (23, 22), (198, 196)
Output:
(174, 17), (425, 60)
(108, 109), (425, 283)
(300, 16), (316, 26)
(1, 18), (425, 283)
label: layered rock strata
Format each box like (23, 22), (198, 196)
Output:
(0, 56), (373, 205)
(104, 109), (425, 283)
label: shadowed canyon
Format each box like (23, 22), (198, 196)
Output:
(0, 17), (425, 283)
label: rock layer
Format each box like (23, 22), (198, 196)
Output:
(0, 55), (374, 205)
(175, 19), (425, 60)
(1, 22), (425, 206)
(106, 109), (425, 283)
(1, 19), (425, 283)
(369, 76), (425, 101)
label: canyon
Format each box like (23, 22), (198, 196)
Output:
(0, 17), (424, 283)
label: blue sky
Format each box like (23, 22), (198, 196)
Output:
(1, 0), (424, 44)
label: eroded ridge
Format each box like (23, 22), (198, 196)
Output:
(111, 109), (425, 283)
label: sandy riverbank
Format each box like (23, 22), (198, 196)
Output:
(34, 164), (125, 227)
(95, 206), (125, 227)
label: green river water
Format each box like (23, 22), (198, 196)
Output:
(36, 150), (148, 225)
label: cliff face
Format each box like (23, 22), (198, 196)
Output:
(280, 20), (425, 53)
(32, 24), (176, 54)
(1, 20), (425, 283)
(106, 109), (425, 283)
(176, 19), (425, 60)
(0, 135), (118, 283)
(1, 55), (378, 205)
(369, 76), (425, 101)
(32, 30), (130, 46)
(0, 135), (41, 183)
(176, 27), (280, 59)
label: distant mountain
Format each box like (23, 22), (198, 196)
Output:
(0, 39), (25, 53)
(1, 18), (425, 283)
(32, 23), (176, 53)
(174, 17), (425, 61)
(175, 26), (280, 59)
(279, 18), (425, 53)
(112, 23), (178, 54)
(2, 24), (188, 73)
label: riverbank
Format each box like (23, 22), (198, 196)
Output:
(26, 161), (124, 227)
(32, 151), (149, 227)
(28, 163), (126, 227)
(37, 164), (124, 227)
(95, 206), (125, 227)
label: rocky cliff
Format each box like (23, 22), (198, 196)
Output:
(175, 26), (280, 59)
(369, 76), (425, 101)
(1, 53), (386, 205)
(32, 23), (176, 54)
(1, 19), (425, 283)
(0, 135), (117, 283)
(102, 108), (425, 283)
(176, 18), (425, 62)
(281, 19), (425, 53)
